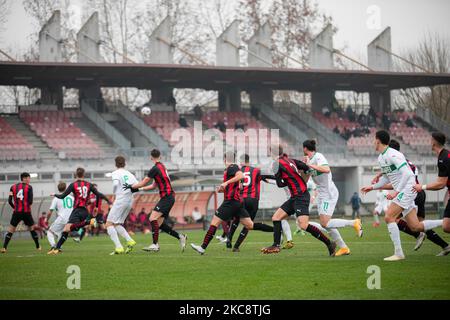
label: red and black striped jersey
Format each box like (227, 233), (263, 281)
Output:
(88, 192), (103, 214)
(437, 148), (450, 192)
(55, 180), (108, 209)
(274, 155), (309, 197)
(241, 165), (262, 199)
(9, 183), (33, 213)
(223, 164), (241, 201)
(147, 162), (174, 198)
(406, 159), (419, 184)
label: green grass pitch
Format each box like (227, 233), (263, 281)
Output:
(1, 217), (449, 300)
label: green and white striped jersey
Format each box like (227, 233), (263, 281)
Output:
(377, 147), (415, 191)
(308, 152), (338, 198)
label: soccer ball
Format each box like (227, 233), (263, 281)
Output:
(141, 106), (152, 116)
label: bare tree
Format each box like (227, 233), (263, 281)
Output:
(0, 0), (11, 34)
(397, 33), (450, 122)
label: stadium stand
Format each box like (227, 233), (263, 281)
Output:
(139, 110), (285, 156)
(19, 110), (105, 159)
(314, 110), (434, 155)
(0, 116), (38, 161)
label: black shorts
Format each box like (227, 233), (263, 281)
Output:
(95, 214), (104, 224)
(280, 193), (310, 217)
(243, 198), (259, 220)
(415, 190), (426, 219)
(68, 207), (90, 224)
(154, 194), (175, 218)
(216, 200), (250, 222)
(444, 199), (450, 219)
(10, 212), (35, 228)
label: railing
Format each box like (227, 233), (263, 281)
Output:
(416, 105), (450, 138)
(0, 105), (18, 114)
(81, 101), (131, 150)
(259, 104), (309, 144)
(288, 105), (348, 153)
(116, 105), (171, 154)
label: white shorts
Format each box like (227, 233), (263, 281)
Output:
(392, 189), (417, 216)
(107, 200), (132, 224)
(374, 204), (388, 214)
(49, 216), (68, 236)
(317, 197), (338, 216)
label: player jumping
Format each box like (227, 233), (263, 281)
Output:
(46, 182), (74, 252)
(261, 145), (336, 256)
(106, 156), (139, 255)
(48, 167), (112, 255)
(226, 154), (276, 252)
(191, 151), (274, 255)
(302, 140), (363, 256)
(126, 149), (187, 253)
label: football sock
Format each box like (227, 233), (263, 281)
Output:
(221, 221), (230, 237)
(234, 228), (249, 249)
(253, 223), (273, 232)
(308, 221), (327, 233)
(107, 226), (122, 249)
(326, 219), (354, 228)
(227, 217), (240, 243)
(397, 219), (420, 238)
(3, 232), (13, 249)
(387, 222), (404, 256)
(425, 230), (448, 249)
(47, 231), (56, 248)
(327, 228), (347, 249)
(272, 221), (282, 247)
(115, 225), (133, 242)
(374, 214), (380, 224)
(55, 232), (69, 249)
(281, 220), (293, 242)
(79, 228), (86, 240)
(160, 223), (180, 240)
(306, 224), (331, 246)
(30, 230), (40, 248)
(423, 220), (443, 232)
(150, 220), (160, 244)
(201, 225), (217, 249)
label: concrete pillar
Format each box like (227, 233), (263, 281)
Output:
(248, 22), (273, 109)
(149, 17), (174, 106)
(77, 12), (103, 112)
(39, 11), (62, 62)
(39, 11), (63, 109)
(77, 12), (101, 63)
(368, 27), (393, 113)
(216, 20), (241, 111)
(309, 24), (335, 113)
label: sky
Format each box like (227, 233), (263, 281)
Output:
(1, 0), (449, 60)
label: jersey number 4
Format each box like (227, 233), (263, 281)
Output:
(16, 189), (24, 200)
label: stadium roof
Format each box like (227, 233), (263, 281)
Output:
(1, 61), (450, 92)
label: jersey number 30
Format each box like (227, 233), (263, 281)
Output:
(77, 186), (89, 199)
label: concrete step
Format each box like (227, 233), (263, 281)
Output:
(6, 115), (59, 160)
(72, 116), (116, 153)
